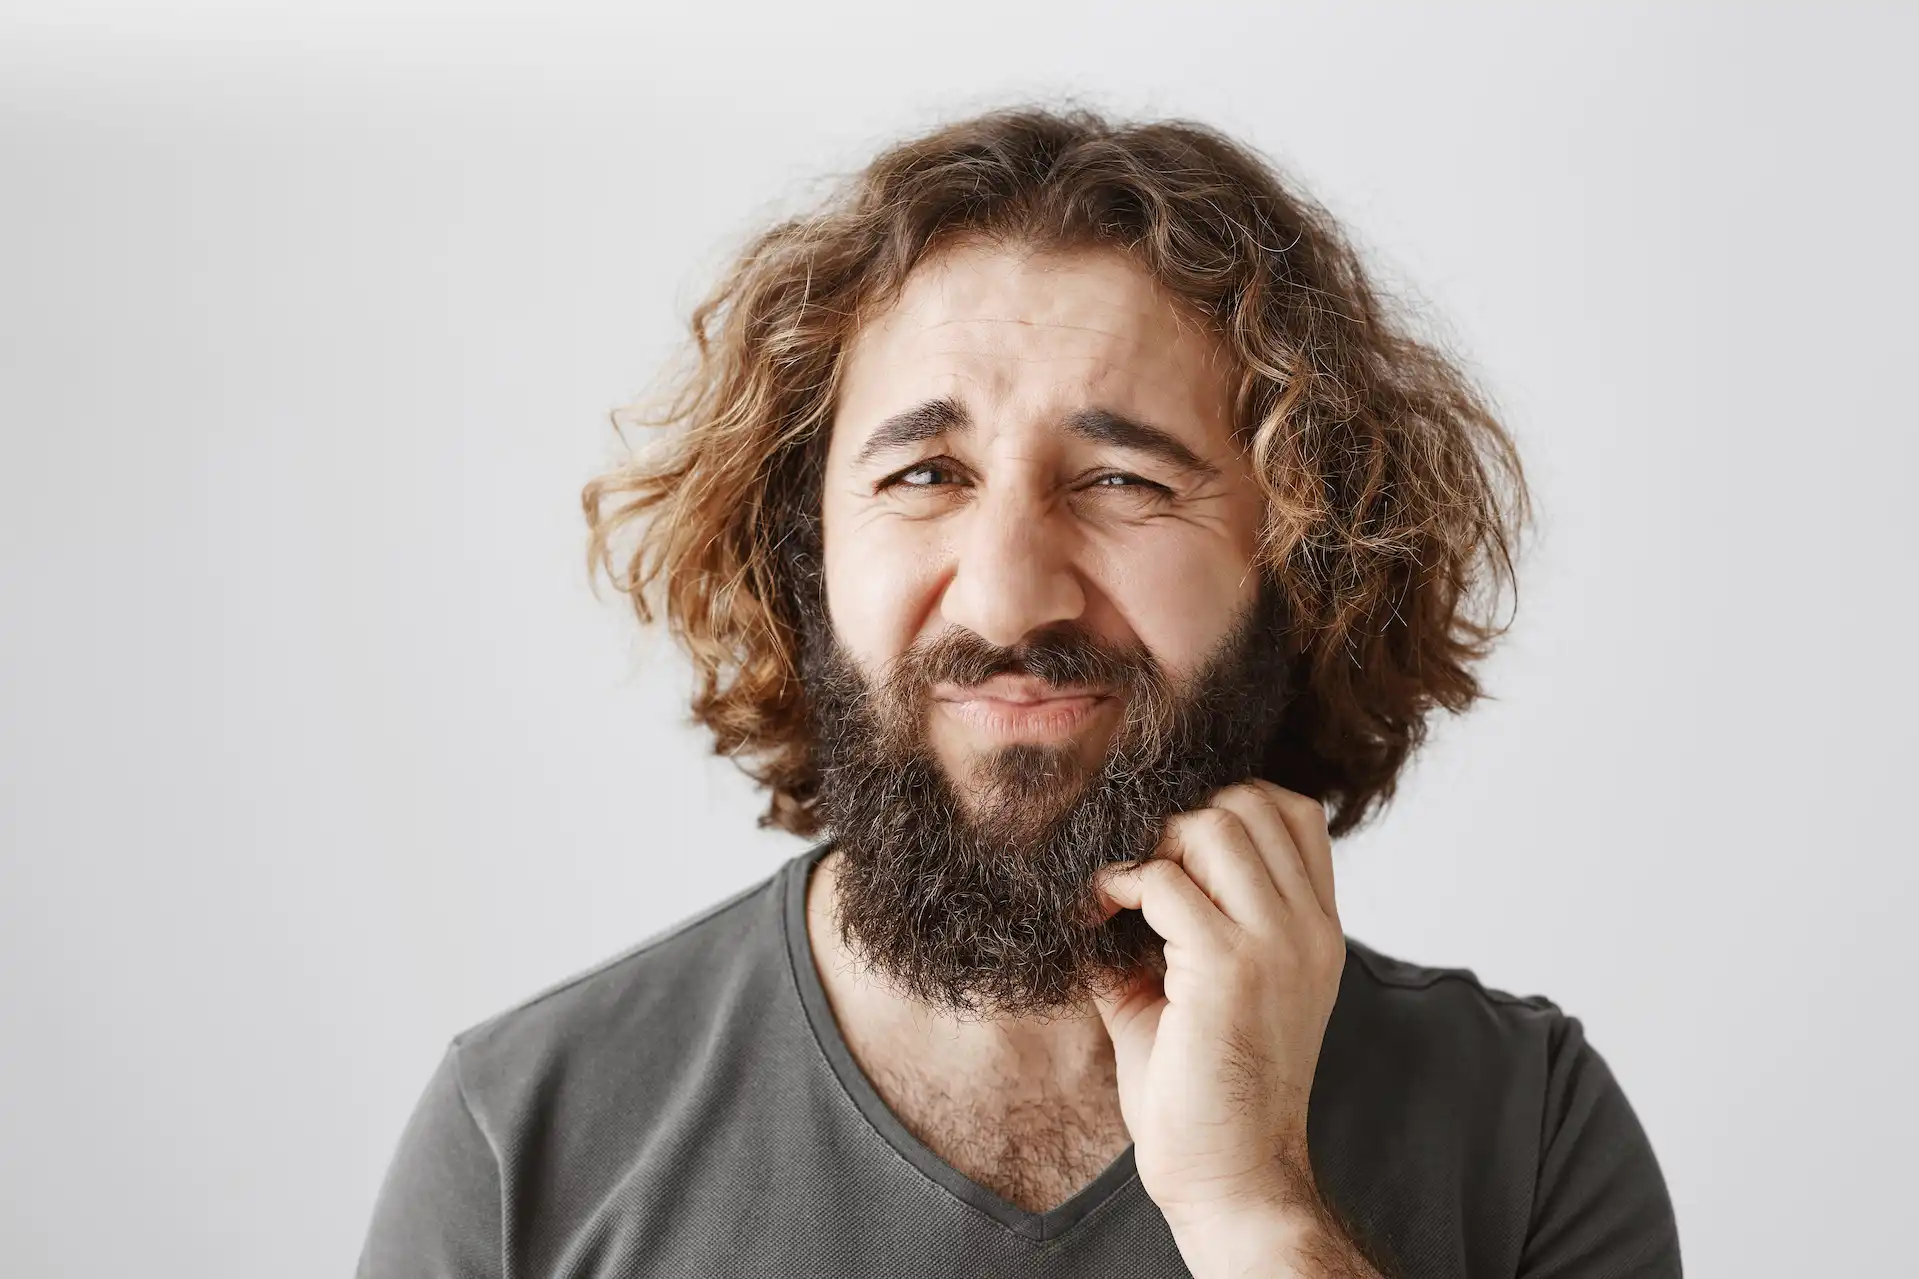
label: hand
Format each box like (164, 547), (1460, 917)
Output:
(1092, 779), (1350, 1267)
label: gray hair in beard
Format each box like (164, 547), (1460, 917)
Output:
(801, 586), (1294, 1018)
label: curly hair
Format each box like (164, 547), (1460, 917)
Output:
(583, 105), (1530, 840)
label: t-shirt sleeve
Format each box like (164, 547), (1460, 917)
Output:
(356, 1041), (504, 1279)
(1519, 1013), (1682, 1278)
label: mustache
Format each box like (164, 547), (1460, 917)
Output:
(881, 622), (1160, 698)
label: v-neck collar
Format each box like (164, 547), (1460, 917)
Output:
(779, 841), (1145, 1244)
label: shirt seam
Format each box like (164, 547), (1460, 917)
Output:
(1346, 938), (1562, 1014)
(454, 871), (776, 1041)
(447, 1039), (509, 1279)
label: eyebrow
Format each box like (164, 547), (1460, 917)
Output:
(853, 396), (970, 467)
(853, 397), (1220, 479)
(1062, 407), (1218, 479)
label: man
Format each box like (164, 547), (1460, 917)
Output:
(359, 107), (1680, 1277)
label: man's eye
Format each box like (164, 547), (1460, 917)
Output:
(875, 465), (1169, 498)
(1085, 472), (1170, 495)
(881, 461), (963, 490)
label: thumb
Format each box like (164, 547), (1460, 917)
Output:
(1093, 969), (1165, 1083)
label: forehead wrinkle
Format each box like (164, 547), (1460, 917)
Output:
(916, 314), (1150, 340)
(840, 251), (1239, 474)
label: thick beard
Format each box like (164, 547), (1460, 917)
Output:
(801, 587), (1294, 1019)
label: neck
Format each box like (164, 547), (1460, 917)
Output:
(804, 847), (1121, 1101)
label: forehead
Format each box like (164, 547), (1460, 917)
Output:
(832, 241), (1233, 452)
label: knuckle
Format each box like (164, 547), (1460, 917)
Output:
(1310, 925), (1347, 971)
(1192, 808), (1241, 838)
(1274, 788), (1327, 827)
(1140, 859), (1183, 889)
(1223, 780), (1268, 805)
(1161, 809), (1204, 841)
(1249, 783), (1304, 829)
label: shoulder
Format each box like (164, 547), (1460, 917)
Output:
(446, 857), (801, 1117)
(1317, 938), (1680, 1273)
(1319, 934), (1592, 1137)
(360, 856), (822, 1277)
(1336, 934), (1571, 1054)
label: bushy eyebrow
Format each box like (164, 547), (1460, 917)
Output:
(853, 397), (1220, 480)
(854, 396), (970, 467)
(1061, 407), (1218, 480)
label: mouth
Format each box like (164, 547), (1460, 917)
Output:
(930, 677), (1118, 742)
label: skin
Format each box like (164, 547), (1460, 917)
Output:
(821, 238), (1262, 785)
(811, 240), (1381, 1278)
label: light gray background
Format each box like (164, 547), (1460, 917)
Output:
(2, 3), (1913, 1275)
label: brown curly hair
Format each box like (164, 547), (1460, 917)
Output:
(583, 105), (1530, 840)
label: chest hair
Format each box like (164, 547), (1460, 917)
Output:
(867, 1057), (1133, 1215)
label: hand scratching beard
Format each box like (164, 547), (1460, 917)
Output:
(802, 588), (1293, 1018)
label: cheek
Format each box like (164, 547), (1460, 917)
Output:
(1099, 536), (1259, 677)
(821, 506), (945, 667)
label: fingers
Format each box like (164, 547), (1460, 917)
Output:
(1091, 965), (1165, 1039)
(1211, 780), (1338, 924)
(1247, 779), (1338, 922)
(1206, 785), (1315, 918)
(1090, 967), (1166, 1090)
(1155, 807), (1288, 928)
(1097, 856), (1234, 952)
(1095, 781), (1341, 947)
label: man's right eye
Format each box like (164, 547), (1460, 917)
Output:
(880, 459), (964, 490)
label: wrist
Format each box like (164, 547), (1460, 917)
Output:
(1165, 1196), (1324, 1279)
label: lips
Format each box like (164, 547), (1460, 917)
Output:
(930, 675), (1112, 706)
(931, 678), (1117, 741)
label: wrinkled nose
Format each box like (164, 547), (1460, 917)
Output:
(937, 491), (1086, 649)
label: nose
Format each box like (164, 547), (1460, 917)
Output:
(938, 489), (1087, 649)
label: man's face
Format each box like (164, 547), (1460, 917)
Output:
(809, 240), (1280, 1014)
(822, 241), (1266, 783)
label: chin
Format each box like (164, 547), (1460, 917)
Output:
(939, 742), (1098, 832)
(940, 725), (1116, 789)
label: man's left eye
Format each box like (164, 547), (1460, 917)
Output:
(1086, 472), (1168, 494)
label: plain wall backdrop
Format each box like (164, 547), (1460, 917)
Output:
(2, 2), (1913, 1275)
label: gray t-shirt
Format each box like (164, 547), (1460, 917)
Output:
(357, 843), (1680, 1277)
